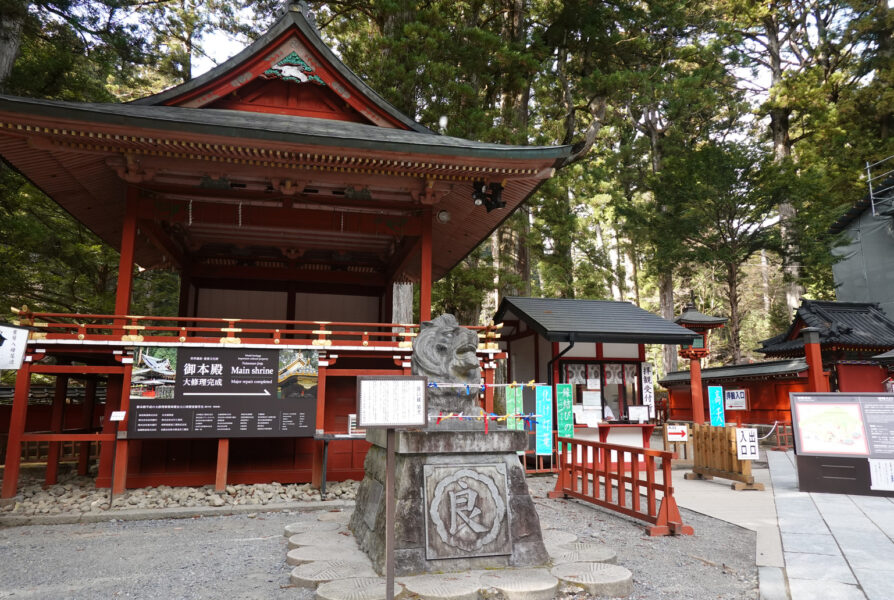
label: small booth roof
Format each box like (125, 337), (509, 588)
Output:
(494, 297), (699, 344)
(659, 359), (808, 386)
(757, 299), (894, 356)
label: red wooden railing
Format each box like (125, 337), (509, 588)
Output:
(548, 436), (693, 536)
(10, 308), (502, 351)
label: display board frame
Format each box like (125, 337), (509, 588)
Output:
(356, 375), (428, 429)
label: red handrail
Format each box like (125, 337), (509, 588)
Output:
(11, 308), (501, 351)
(548, 436), (693, 536)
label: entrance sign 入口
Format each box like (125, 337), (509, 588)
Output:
(356, 376), (427, 428)
(724, 389), (747, 411)
(708, 386), (725, 426)
(736, 428), (759, 460)
(0, 323), (29, 370)
(127, 347), (318, 439)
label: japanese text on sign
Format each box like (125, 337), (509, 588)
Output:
(736, 428), (759, 460)
(535, 386), (553, 456)
(357, 376), (427, 428)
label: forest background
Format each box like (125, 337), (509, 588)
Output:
(0, 0), (892, 383)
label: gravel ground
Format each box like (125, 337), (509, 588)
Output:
(0, 470), (757, 599)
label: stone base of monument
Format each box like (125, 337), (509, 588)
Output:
(348, 429), (549, 576)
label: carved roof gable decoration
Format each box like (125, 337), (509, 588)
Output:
(263, 52), (326, 86)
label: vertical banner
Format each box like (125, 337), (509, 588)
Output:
(506, 385), (523, 430)
(641, 363), (655, 418)
(535, 385), (553, 456)
(708, 385), (725, 426)
(556, 383), (574, 452)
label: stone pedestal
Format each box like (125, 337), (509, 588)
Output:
(349, 429), (549, 576)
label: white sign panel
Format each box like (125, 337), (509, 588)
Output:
(725, 389), (748, 411)
(628, 405), (649, 423)
(357, 376), (428, 428)
(666, 424), (689, 442)
(736, 428), (759, 460)
(0, 324), (29, 370)
(110, 411), (127, 422)
(868, 459), (894, 491)
(641, 363), (655, 418)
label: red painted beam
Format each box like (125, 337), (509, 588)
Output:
(30, 365), (126, 374)
(20, 433), (116, 442)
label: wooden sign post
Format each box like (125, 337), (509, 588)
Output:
(356, 376), (428, 599)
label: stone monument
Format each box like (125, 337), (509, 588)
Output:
(349, 314), (549, 575)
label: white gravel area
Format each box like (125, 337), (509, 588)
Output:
(0, 468), (757, 599)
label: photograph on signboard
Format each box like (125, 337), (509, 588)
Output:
(127, 347), (317, 439)
(794, 401), (869, 456)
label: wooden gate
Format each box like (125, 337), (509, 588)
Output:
(685, 424), (764, 491)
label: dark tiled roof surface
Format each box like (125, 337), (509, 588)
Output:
(673, 305), (728, 326)
(494, 297), (698, 344)
(829, 175), (894, 234)
(659, 359), (808, 385)
(757, 300), (894, 356)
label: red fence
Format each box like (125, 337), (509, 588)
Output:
(548, 437), (693, 536)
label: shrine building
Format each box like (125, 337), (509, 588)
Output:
(0, 3), (571, 497)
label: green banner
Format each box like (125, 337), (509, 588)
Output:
(506, 385), (523, 430)
(556, 383), (574, 452)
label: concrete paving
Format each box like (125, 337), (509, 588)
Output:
(669, 449), (894, 600)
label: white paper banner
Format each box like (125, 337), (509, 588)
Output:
(0, 324), (29, 370)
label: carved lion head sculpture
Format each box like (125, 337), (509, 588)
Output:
(411, 314), (482, 416)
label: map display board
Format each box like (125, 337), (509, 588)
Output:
(790, 393), (894, 459)
(128, 347), (317, 439)
(356, 376), (427, 428)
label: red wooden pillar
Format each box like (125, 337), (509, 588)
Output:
(2, 363), (32, 498)
(78, 378), (97, 475)
(484, 366), (495, 413)
(96, 375), (122, 488)
(690, 358), (705, 424)
(215, 439), (230, 491)
(44, 372), (70, 486)
(311, 365), (328, 488)
(802, 327), (830, 393)
(111, 361), (133, 494)
(114, 186), (139, 320)
(420, 208), (432, 322)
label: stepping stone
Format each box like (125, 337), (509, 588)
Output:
(551, 542), (617, 565)
(286, 545), (370, 566)
(284, 520), (341, 537)
(541, 529), (578, 550)
(288, 531), (357, 549)
(479, 568), (558, 600)
(290, 560), (378, 587)
(317, 510), (352, 523)
(315, 577), (398, 600)
(397, 573), (482, 600)
(550, 562), (633, 597)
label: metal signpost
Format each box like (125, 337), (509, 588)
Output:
(356, 376), (428, 599)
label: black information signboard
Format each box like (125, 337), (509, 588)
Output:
(128, 348), (317, 439)
(790, 393), (894, 496)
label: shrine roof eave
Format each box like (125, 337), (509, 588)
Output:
(0, 95), (571, 163)
(130, 3), (432, 134)
(659, 359), (808, 386)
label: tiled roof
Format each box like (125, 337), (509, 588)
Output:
(659, 359), (808, 386)
(674, 304), (728, 326)
(757, 300), (894, 356)
(493, 297), (698, 344)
